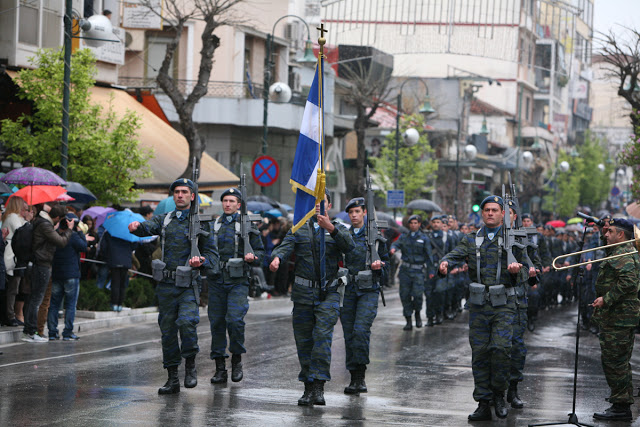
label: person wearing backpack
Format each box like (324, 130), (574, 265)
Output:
(22, 204), (73, 343)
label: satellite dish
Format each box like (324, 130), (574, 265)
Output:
(80, 14), (115, 47)
(269, 82), (292, 103)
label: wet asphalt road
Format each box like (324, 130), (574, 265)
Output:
(1, 293), (640, 426)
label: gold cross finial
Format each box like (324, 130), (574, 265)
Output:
(317, 23), (327, 55)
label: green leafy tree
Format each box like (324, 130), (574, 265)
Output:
(578, 131), (613, 208)
(0, 49), (152, 204)
(620, 110), (640, 199)
(373, 113), (438, 209)
(542, 151), (582, 217)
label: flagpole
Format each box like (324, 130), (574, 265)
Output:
(317, 23), (327, 297)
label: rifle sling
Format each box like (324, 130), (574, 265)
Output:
(308, 221), (323, 288)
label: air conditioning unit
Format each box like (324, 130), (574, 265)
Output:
(124, 29), (145, 51)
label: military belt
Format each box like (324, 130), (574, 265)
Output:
(294, 276), (338, 289)
(403, 263), (424, 270)
(162, 269), (176, 280)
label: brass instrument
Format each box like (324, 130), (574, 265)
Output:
(552, 226), (640, 271)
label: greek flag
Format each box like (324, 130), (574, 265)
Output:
(290, 60), (324, 233)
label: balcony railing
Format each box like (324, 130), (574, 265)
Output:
(117, 77), (307, 106)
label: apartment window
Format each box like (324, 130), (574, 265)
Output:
(525, 97), (530, 121)
(18, 0), (39, 45)
(42, 0), (62, 48)
(146, 36), (176, 79)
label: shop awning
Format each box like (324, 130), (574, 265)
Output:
(89, 86), (238, 191)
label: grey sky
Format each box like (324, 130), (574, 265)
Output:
(594, 0), (640, 37)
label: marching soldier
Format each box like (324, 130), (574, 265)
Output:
(341, 197), (389, 394)
(425, 215), (451, 326)
(521, 214), (551, 322)
(592, 218), (640, 421)
(390, 215), (434, 331)
(129, 178), (219, 394)
(439, 195), (525, 421)
(209, 188), (265, 384)
(269, 191), (355, 406)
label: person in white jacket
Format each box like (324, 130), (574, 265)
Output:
(2, 196), (30, 326)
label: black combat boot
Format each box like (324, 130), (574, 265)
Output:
(468, 400), (492, 421)
(312, 380), (326, 405)
(210, 357), (228, 384)
(298, 382), (314, 406)
(415, 312), (423, 328)
(493, 392), (508, 418)
(231, 354), (243, 382)
(506, 381), (523, 408)
(593, 403), (632, 421)
(403, 316), (412, 331)
(435, 313), (444, 325)
(158, 366), (180, 395)
(344, 370), (358, 394)
(184, 356), (197, 388)
(356, 365), (367, 393)
(427, 317), (435, 327)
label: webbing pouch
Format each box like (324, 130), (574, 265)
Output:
(355, 270), (374, 290)
(488, 284), (507, 307)
(151, 259), (166, 281)
(175, 266), (193, 288)
(468, 282), (486, 305)
(226, 258), (245, 278)
(515, 285), (526, 298)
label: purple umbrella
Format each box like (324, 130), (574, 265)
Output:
(83, 206), (116, 228)
(1, 167), (66, 186)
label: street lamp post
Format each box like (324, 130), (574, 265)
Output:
(261, 15), (316, 194)
(394, 78), (435, 220)
(60, 0), (73, 180)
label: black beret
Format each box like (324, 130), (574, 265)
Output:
(610, 218), (634, 234)
(480, 195), (503, 209)
(220, 188), (242, 202)
(345, 197), (365, 212)
(170, 178), (195, 192)
(408, 214), (421, 223)
(521, 213), (532, 220)
(431, 215), (443, 222)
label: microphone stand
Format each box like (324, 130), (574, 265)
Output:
(529, 225), (592, 427)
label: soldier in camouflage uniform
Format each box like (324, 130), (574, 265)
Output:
(269, 192), (355, 406)
(341, 197), (389, 395)
(209, 188), (264, 384)
(129, 178), (219, 395)
(591, 218), (640, 421)
(506, 207), (541, 410)
(390, 215), (434, 331)
(440, 196), (525, 421)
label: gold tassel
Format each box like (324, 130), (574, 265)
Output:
(316, 169), (326, 203)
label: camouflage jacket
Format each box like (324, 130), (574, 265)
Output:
(593, 242), (640, 328)
(391, 230), (434, 275)
(272, 217), (355, 284)
(344, 226), (390, 290)
(441, 225), (525, 287)
(213, 212), (265, 284)
(132, 208), (219, 278)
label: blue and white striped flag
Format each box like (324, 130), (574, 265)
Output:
(290, 60), (324, 233)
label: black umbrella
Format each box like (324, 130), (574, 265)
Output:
(0, 181), (13, 194)
(406, 199), (443, 212)
(247, 194), (278, 206)
(65, 181), (97, 204)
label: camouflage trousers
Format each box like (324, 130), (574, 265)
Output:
(208, 280), (249, 359)
(399, 267), (424, 317)
(510, 307), (528, 383)
(156, 283), (200, 368)
(340, 285), (379, 371)
(469, 304), (516, 401)
(599, 325), (636, 404)
(292, 290), (341, 382)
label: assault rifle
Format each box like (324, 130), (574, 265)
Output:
(239, 172), (262, 258)
(187, 156), (210, 305)
(365, 166), (388, 306)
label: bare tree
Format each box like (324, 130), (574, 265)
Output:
(140, 0), (243, 177)
(599, 28), (640, 130)
(339, 57), (393, 196)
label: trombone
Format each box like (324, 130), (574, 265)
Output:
(552, 226), (640, 271)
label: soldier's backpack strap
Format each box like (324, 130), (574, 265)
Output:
(160, 211), (175, 262)
(212, 217), (241, 256)
(474, 228), (503, 285)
